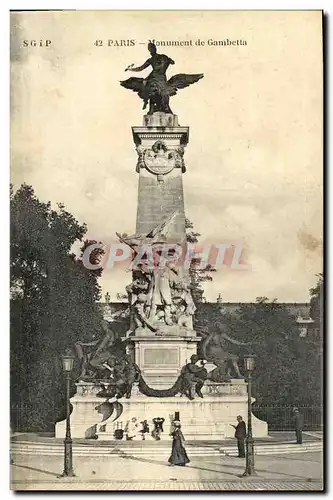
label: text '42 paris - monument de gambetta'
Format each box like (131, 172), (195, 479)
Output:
(56, 42), (267, 441)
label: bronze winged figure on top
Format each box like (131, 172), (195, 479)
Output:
(120, 42), (204, 115)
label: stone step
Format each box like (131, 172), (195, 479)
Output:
(11, 446), (220, 457)
(11, 440), (322, 457)
(220, 441), (322, 450)
(11, 441), (219, 453)
(11, 444), (217, 452)
(221, 442), (322, 456)
(12, 451), (220, 456)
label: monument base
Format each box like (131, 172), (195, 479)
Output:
(126, 334), (201, 388)
(55, 381), (268, 441)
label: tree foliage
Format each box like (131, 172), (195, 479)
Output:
(224, 297), (322, 407)
(194, 289), (322, 409)
(310, 273), (323, 330)
(185, 218), (216, 302)
(10, 184), (104, 431)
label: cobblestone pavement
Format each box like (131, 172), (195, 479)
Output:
(13, 480), (323, 491)
(10, 451), (323, 491)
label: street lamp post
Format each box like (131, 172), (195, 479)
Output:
(60, 349), (75, 478)
(242, 354), (256, 477)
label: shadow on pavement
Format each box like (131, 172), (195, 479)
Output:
(119, 454), (240, 477)
(119, 455), (171, 467)
(186, 464), (240, 477)
(203, 460), (311, 480)
(12, 463), (59, 478)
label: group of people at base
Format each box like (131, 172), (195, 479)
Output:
(124, 407), (304, 466)
(124, 416), (189, 466)
(124, 416), (165, 441)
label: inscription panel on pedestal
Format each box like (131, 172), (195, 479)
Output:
(143, 347), (179, 366)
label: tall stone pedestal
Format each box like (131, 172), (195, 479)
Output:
(55, 380), (268, 441)
(133, 113), (188, 242)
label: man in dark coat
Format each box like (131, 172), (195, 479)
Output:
(293, 408), (303, 444)
(231, 415), (246, 458)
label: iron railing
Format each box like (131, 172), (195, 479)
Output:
(252, 404), (323, 431)
(10, 402), (60, 433)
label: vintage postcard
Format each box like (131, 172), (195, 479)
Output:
(10, 10), (323, 491)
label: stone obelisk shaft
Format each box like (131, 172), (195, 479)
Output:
(133, 113), (188, 244)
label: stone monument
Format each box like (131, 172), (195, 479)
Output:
(56, 42), (268, 441)
(120, 115), (200, 390)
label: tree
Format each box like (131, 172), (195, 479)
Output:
(226, 297), (322, 408)
(229, 299), (302, 405)
(185, 218), (216, 302)
(10, 184), (104, 431)
(310, 273), (323, 330)
(306, 273), (324, 405)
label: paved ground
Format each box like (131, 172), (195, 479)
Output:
(11, 451), (324, 491)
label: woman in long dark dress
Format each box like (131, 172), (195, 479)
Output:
(168, 422), (190, 466)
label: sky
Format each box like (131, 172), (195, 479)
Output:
(10, 10), (323, 302)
